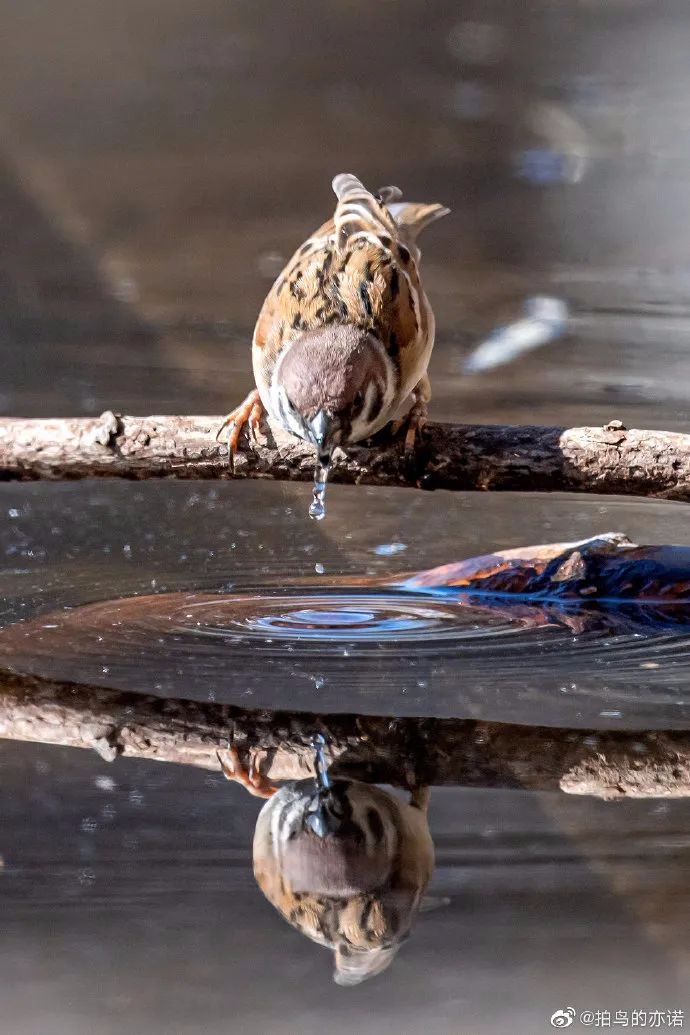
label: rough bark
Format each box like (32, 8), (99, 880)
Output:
(1, 413), (690, 500)
(1, 670), (689, 800)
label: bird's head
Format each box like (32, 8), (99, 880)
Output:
(271, 325), (396, 457)
(270, 778), (399, 897)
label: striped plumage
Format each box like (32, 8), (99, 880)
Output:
(252, 778), (433, 986)
(220, 173), (449, 463)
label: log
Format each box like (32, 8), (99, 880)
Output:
(0, 413), (690, 500)
(1, 670), (689, 800)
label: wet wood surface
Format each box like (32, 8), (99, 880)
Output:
(0, 668), (688, 800)
(2, 413), (690, 501)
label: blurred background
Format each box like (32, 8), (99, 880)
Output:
(2, 1), (690, 1032)
(4, 0), (690, 426)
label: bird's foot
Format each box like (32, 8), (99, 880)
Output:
(215, 389), (264, 468)
(408, 786), (431, 813)
(391, 398), (428, 453)
(216, 744), (277, 799)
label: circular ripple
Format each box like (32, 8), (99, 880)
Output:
(1, 586), (690, 726)
(186, 593), (477, 642)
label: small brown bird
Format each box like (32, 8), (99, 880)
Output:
(219, 173), (449, 517)
(217, 741), (433, 984)
(252, 775), (433, 985)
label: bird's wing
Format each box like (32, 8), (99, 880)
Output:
(252, 174), (448, 400)
(386, 200), (451, 253)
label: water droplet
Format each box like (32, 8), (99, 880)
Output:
(374, 542), (408, 557)
(309, 457), (331, 521)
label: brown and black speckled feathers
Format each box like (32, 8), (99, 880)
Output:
(252, 174), (449, 404)
(331, 172), (399, 252)
(252, 779), (433, 985)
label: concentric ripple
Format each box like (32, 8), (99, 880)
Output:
(2, 580), (690, 727)
(184, 592), (489, 643)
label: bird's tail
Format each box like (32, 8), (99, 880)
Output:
(332, 173), (448, 253)
(331, 173), (398, 252)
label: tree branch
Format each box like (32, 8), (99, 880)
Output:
(1, 670), (689, 800)
(1, 413), (690, 500)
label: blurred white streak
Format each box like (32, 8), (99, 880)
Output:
(523, 101), (591, 184)
(463, 296), (569, 374)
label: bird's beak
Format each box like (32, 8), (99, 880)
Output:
(307, 410), (340, 456)
(305, 790), (344, 839)
(309, 410), (329, 448)
(306, 735), (335, 838)
(305, 802), (331, 839)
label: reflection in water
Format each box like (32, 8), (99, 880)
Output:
(216, 738), (435, 985)
(252, 767), (433, 986)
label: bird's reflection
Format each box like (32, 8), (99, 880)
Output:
(220, 738), (433, 986)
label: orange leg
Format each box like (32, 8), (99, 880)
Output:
(216, 745), (277, 799)
(215, 389), (264, 466)
(409, 786), (431, 813)
(391, 375), (430, 452)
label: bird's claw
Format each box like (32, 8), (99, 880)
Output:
(215, 389), (264, 468)
(391, 401), (428, 453)
(217, 744), (278, 799)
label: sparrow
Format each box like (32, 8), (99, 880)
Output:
(250, 762), (433, 985)
(218, 173), (449, 511)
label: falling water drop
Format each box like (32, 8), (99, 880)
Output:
(308, 455), (331, 521)
(308, 484), (326, 520)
